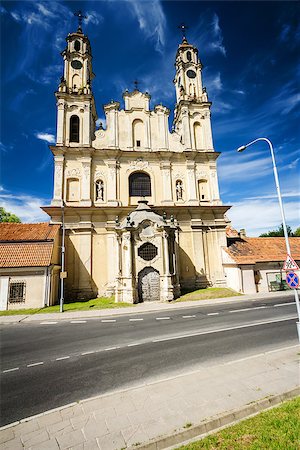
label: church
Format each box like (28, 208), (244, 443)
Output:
(42, 21), (231, 303)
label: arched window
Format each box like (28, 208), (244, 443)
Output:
(132, 119), (144, 148)
(175, 180), (183, 200)
(198, 179), (209, 202)
(67, 178), (80, 201)
(186, 51), (192, 62)
(70, 115), (79, 143)
(95, 179), (104, 201)
(193, 122), (203, 149)
(129, 172), (151, 197)
(74, 40), (81, 52)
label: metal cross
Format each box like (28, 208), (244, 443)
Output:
(74, 10), (87, 31)
(178, 23), (188, 40)
(133, 79), (139, 90)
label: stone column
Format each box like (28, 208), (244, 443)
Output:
(82, 103), (91, 145)
(120, 230), (134, 303)
(56, 100), (65, 145)
(209, 165), (221, 204)
(161, 230), (173, 301)
(52, 155), (64, 206)
(80, 156), (92, 206)
(104, 102), (120, 148)
(204, 111), (213, 150)
(160, 161), (173, 204)
(106, 232), (117, 296)
(106, 160), (119, 206)
(192, 229), (207, 288)
(155, 105), (169, 150)
(186, 161), (198, 204)
(182, 106), (191, 149)
(207, 228), (227, 287)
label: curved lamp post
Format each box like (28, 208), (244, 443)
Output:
(237, 137), (300, 342)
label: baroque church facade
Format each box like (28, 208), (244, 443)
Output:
(43, 23), (231, 303)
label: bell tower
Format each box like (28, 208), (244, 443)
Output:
(173, 26), (213, 151)
(55, 11), (97, 147)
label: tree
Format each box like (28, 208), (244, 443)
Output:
(294, 227), (300, 237)
(0, 207), (21, 223)
(259, 223), (293, 237)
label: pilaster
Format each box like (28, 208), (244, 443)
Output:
(80, 156), (92, 206)
(52, 155), (64, 206)
(160, 161), (173, 204)
(106, 160), (119, 206)
(186, 160), (198, 204)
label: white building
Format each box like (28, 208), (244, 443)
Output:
(42, 24), (231, 303)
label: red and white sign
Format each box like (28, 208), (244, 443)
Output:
(283, 254), (299, 271)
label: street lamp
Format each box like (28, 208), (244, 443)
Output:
(237, 137), (300, 342)
(59, 201), (65, 313)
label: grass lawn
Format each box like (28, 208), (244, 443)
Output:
(178, 397), (300, 450)
(0, 296), (134, 315)
(176, 287), (241, 302)
(0, 287), (241, 315)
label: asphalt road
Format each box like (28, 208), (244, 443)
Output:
(0, 294), (298, 426)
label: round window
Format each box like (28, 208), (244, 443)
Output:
(138, 243), (158, 261)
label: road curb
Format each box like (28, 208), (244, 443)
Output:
(0, 291), (295, 324)
(129, 387), (300, 450)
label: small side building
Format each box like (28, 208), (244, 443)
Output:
(0, 223), (61, 310)
(223, 233), (300, 294)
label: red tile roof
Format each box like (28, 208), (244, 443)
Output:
(0, 223), (60, 268)
(0, 243), (54, 268)
(225, 237), (300, 264)
(0, 223), (59, 242)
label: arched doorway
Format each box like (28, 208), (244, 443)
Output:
(138, 267), (160, 302)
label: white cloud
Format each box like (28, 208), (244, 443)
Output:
(126, 0), (166, 53)
(0, 191), (50, 223)
(227, 198), (300, 236)
(35, 132), (55, 143)
(218, 153), (272, 182)
(85, 11), (103, 26)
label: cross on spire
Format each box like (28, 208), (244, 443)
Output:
(178, 23), (188, 41)
(133, 79), (139, 91)
(74, 10), (87, 32)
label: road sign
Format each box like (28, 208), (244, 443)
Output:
(286, 271), (299, 289)
(283, 255), (299, 271)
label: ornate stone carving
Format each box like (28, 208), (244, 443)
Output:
(68, 105), (78, 111)
(66, 168), (81, 177)
(172, 171), (185, 180)
(196, 170), (207, 180)
(94, 170), (106, 180)
(127, 158), (152, 172)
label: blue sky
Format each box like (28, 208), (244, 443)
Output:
(0, 0), (299, 235)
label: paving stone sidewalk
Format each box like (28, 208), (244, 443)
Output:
(0, 345), (299, 450)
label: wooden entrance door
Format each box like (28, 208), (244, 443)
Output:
(138, 267), (160, 302)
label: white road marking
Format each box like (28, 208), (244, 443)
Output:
(81, 351), (95, 355)
(70, 320), (87, 324)
(274, 302), (296, 307)
(207, 312), (219, 316)
(152, 316), (297, 343)
(40, 322), (58, 325)
(156, 317), (170, 320)
(56, 356), (70, 361)
(127, 343), (142, 347)
(3, 367), (19, 373)
(27, 362), (44, 367)
(101, 319), (116, 323)
(104, 346), (120, 351)
(182, 315), (196, 319)
(129, 318), (144, 321)
(229, 306), (267, 313)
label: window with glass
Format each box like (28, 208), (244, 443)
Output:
(129, 172), (151, 197)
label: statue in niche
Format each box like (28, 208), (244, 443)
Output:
(176, 180), (183, 200)
(96, 180), (104, 201)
